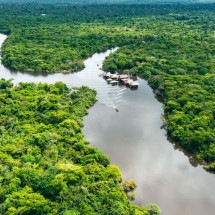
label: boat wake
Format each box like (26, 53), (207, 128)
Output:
(96, 83), (126, 112)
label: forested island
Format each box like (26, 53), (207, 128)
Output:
(0, 1), (214, 214)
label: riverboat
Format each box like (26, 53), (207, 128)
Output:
(118, 74), (129, 80)
(103, 72), (111, 78)
(106, 78), (113, 83)
(129, 81), (139, 88)
(110, 74), (119, 79)
(110, 80), (119, 85)
(103, 72), (139, 89)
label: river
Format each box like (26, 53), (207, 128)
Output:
(0, 33), (215, 215)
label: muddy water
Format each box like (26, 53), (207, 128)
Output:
(0, 33), (215, 215)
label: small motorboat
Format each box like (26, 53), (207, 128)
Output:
(113, 106), (119, 112)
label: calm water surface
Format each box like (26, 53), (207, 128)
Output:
(0, 34), (215, 215)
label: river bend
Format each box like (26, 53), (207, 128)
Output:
(0, 33), (215, 215)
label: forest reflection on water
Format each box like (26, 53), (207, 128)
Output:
(0, 33), (215, 215)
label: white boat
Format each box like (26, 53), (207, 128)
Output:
(110, 80), (119, 85)
(106, 78), (113, 83)
(110, 74), (119, 79)
(129, 81), (139, 88)
(103, 72), (111, 78)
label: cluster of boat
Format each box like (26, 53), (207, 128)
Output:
(103, 72), (139, 89)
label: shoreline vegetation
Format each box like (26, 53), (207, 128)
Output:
(0, 79), (160, 214)
(102, 4), (215, 172)
(0, 1), (214, 213)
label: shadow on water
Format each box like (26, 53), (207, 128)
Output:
(167, 136), (203, 168)
(8, 69), (51, 77)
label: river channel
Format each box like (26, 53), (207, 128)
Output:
(0, 33), (215, 215)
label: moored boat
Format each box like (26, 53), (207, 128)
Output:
(118, 74), (129, 80)
(103, 72), (111, 78)
(129, 80), (139, 88)
(106, 78), (113, 83)
(110, 80), (119, 85)
(110, 74), (119, 79)
(103, 72), (139, 89)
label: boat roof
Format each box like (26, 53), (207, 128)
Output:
(104, 72), (111, 76)
(110, 74), (118, 78)
(130, 81), (139, 86)
(119, 74), (129, 79)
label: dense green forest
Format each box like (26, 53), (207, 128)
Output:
(102, 5), (215, 171)
(0, 79), (159, 214)
(0, 4), (145, 73)
(2, 3), (213, 73)
(0, 2), (214, 213)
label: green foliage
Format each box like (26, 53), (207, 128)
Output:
(0, 79), (152, 214)
(0, 4), (213, 212)
(102, 5), (215, 172)
(4, 186), (51, 215)
(204, 162), (215, 172)
(0, 3), (145, 73)
(146, 203), (161, 215)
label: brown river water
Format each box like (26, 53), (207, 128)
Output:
(0, 33), (215, 215)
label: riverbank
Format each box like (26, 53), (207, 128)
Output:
(102, 23), (215, 173)
(0, 35), (157, 215)
(0, 79), (157, 214)
(1, 33), (215, 215)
